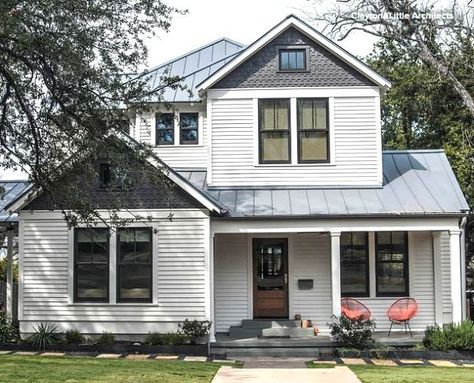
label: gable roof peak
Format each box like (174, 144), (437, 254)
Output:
(197, 15), (391, 92)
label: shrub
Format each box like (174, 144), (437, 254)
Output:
(0, 314), (19, 344)
(96, 332), (115, 345)
(423, 320), (474, 351)
(145, 332), (188, 345)
(28, 323), (60, 350)
(64, 329), (84, 344)
(329, 315), (375, 350)
(178, 320), (211, 344)
(145, 332), (164, 345)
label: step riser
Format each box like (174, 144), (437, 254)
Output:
(229, 327), (314, 338)
(241, 320), (301, 329)
(214, 347), (321, 358)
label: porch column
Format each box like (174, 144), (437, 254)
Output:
(432, 232), (444, 326)
(330, 231), (341, 317)
(449, 229), (463, 323)
(209, 233), (216, 343)
(6, 226), (14, 320)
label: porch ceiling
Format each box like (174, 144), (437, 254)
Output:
(178, 150), (470, 218)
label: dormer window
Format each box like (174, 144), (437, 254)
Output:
(278, 48), (307, 71)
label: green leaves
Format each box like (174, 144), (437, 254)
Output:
(0, 1), (182, 226)
(27, 322), (60, 350)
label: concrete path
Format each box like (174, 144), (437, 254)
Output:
(239, 357), (308, 368)
(212, 366), (361, 383)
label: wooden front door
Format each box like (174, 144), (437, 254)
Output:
(253, 238), (289, 318)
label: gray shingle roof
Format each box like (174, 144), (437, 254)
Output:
(141, 38), (244, 102)
(177, 150), (470, 217)
(0, 181), (30, 223)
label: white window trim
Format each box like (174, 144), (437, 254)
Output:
(68, 223), (159, 306)
(253, 97), (335, 167)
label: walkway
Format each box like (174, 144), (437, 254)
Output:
(212, 366), (361, 383)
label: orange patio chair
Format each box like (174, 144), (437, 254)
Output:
(341, 298), (372, 321)
(386, 298), (418, 336)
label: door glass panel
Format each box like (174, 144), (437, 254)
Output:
(256, 243), (285, 291)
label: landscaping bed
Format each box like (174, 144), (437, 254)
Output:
(0, 342), (208, 355)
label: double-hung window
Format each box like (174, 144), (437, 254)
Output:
(156, 113), (174, 145)
(117, 228), (153, 303)
(376, 232), (409, 296)
(297, 99), (329, 163)
(259, 99), (291, 164)
(74, 228), (110, 302)
(180, 113), (199, 145)
(340, 232), (369, 297)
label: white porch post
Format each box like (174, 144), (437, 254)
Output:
(330, 231), (341, 317)
(449, 229), (463, 323)
(432, 232), (444, 326)
(6, 226), (14, 321)
(209, 233), (216, 342)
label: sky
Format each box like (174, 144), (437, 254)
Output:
(145, 0), (377, 68)
(0, 0), (378, 181)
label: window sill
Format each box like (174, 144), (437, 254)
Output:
(155, 144), (204, 148)
(68, 303), (158, 307)
(254, 162), (335, 167)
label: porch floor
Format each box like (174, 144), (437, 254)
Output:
(214, 331), (424, 348)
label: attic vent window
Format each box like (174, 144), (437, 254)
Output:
(99, 163), (112, 188)
(279, 48), (307, 71)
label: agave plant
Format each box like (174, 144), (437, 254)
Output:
(28, 323), (60, 350)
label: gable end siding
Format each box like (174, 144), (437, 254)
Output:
(211, 27), (376, 89)
(26, 161), (205, 211)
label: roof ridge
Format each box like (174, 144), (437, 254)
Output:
(145, 37), (245, 73)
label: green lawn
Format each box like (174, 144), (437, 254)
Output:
(311, 363), (474, 383)
(350, 365), (474, 383)
(0, 355), (222, 383)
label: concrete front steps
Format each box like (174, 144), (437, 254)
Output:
(229, 320), (315, 338)
(213, 319), (328, 358)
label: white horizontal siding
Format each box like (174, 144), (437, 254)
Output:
(214, 234), (249, 333)
(20, 211), (209, 335)
(291, 234), (332, 328)
(136, 106), (208, 169)
(209, 96), (381, 187)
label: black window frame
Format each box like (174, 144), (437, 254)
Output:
(179, 112), (199, 145)
(116, 227), (153, 303)
(278, 47), (308, 72)
(156, 112), (175, 146)
(73, 228), (110, 303)
(375, 232), (409, 297)
(340, 232), (370, 298)
(297, 98), (330, 164)
(258, 99), (291, 164)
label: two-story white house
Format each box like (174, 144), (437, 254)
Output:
(7, 15), (470, 345)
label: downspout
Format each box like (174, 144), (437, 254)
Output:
(460, 217), (468, 320)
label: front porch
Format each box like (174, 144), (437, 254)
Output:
(209, 217), (465, 343)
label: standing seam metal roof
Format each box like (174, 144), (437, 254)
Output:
(0, 181), (30, 223)
(141, 38), (245, 102)
(177, 150), (470, 217)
